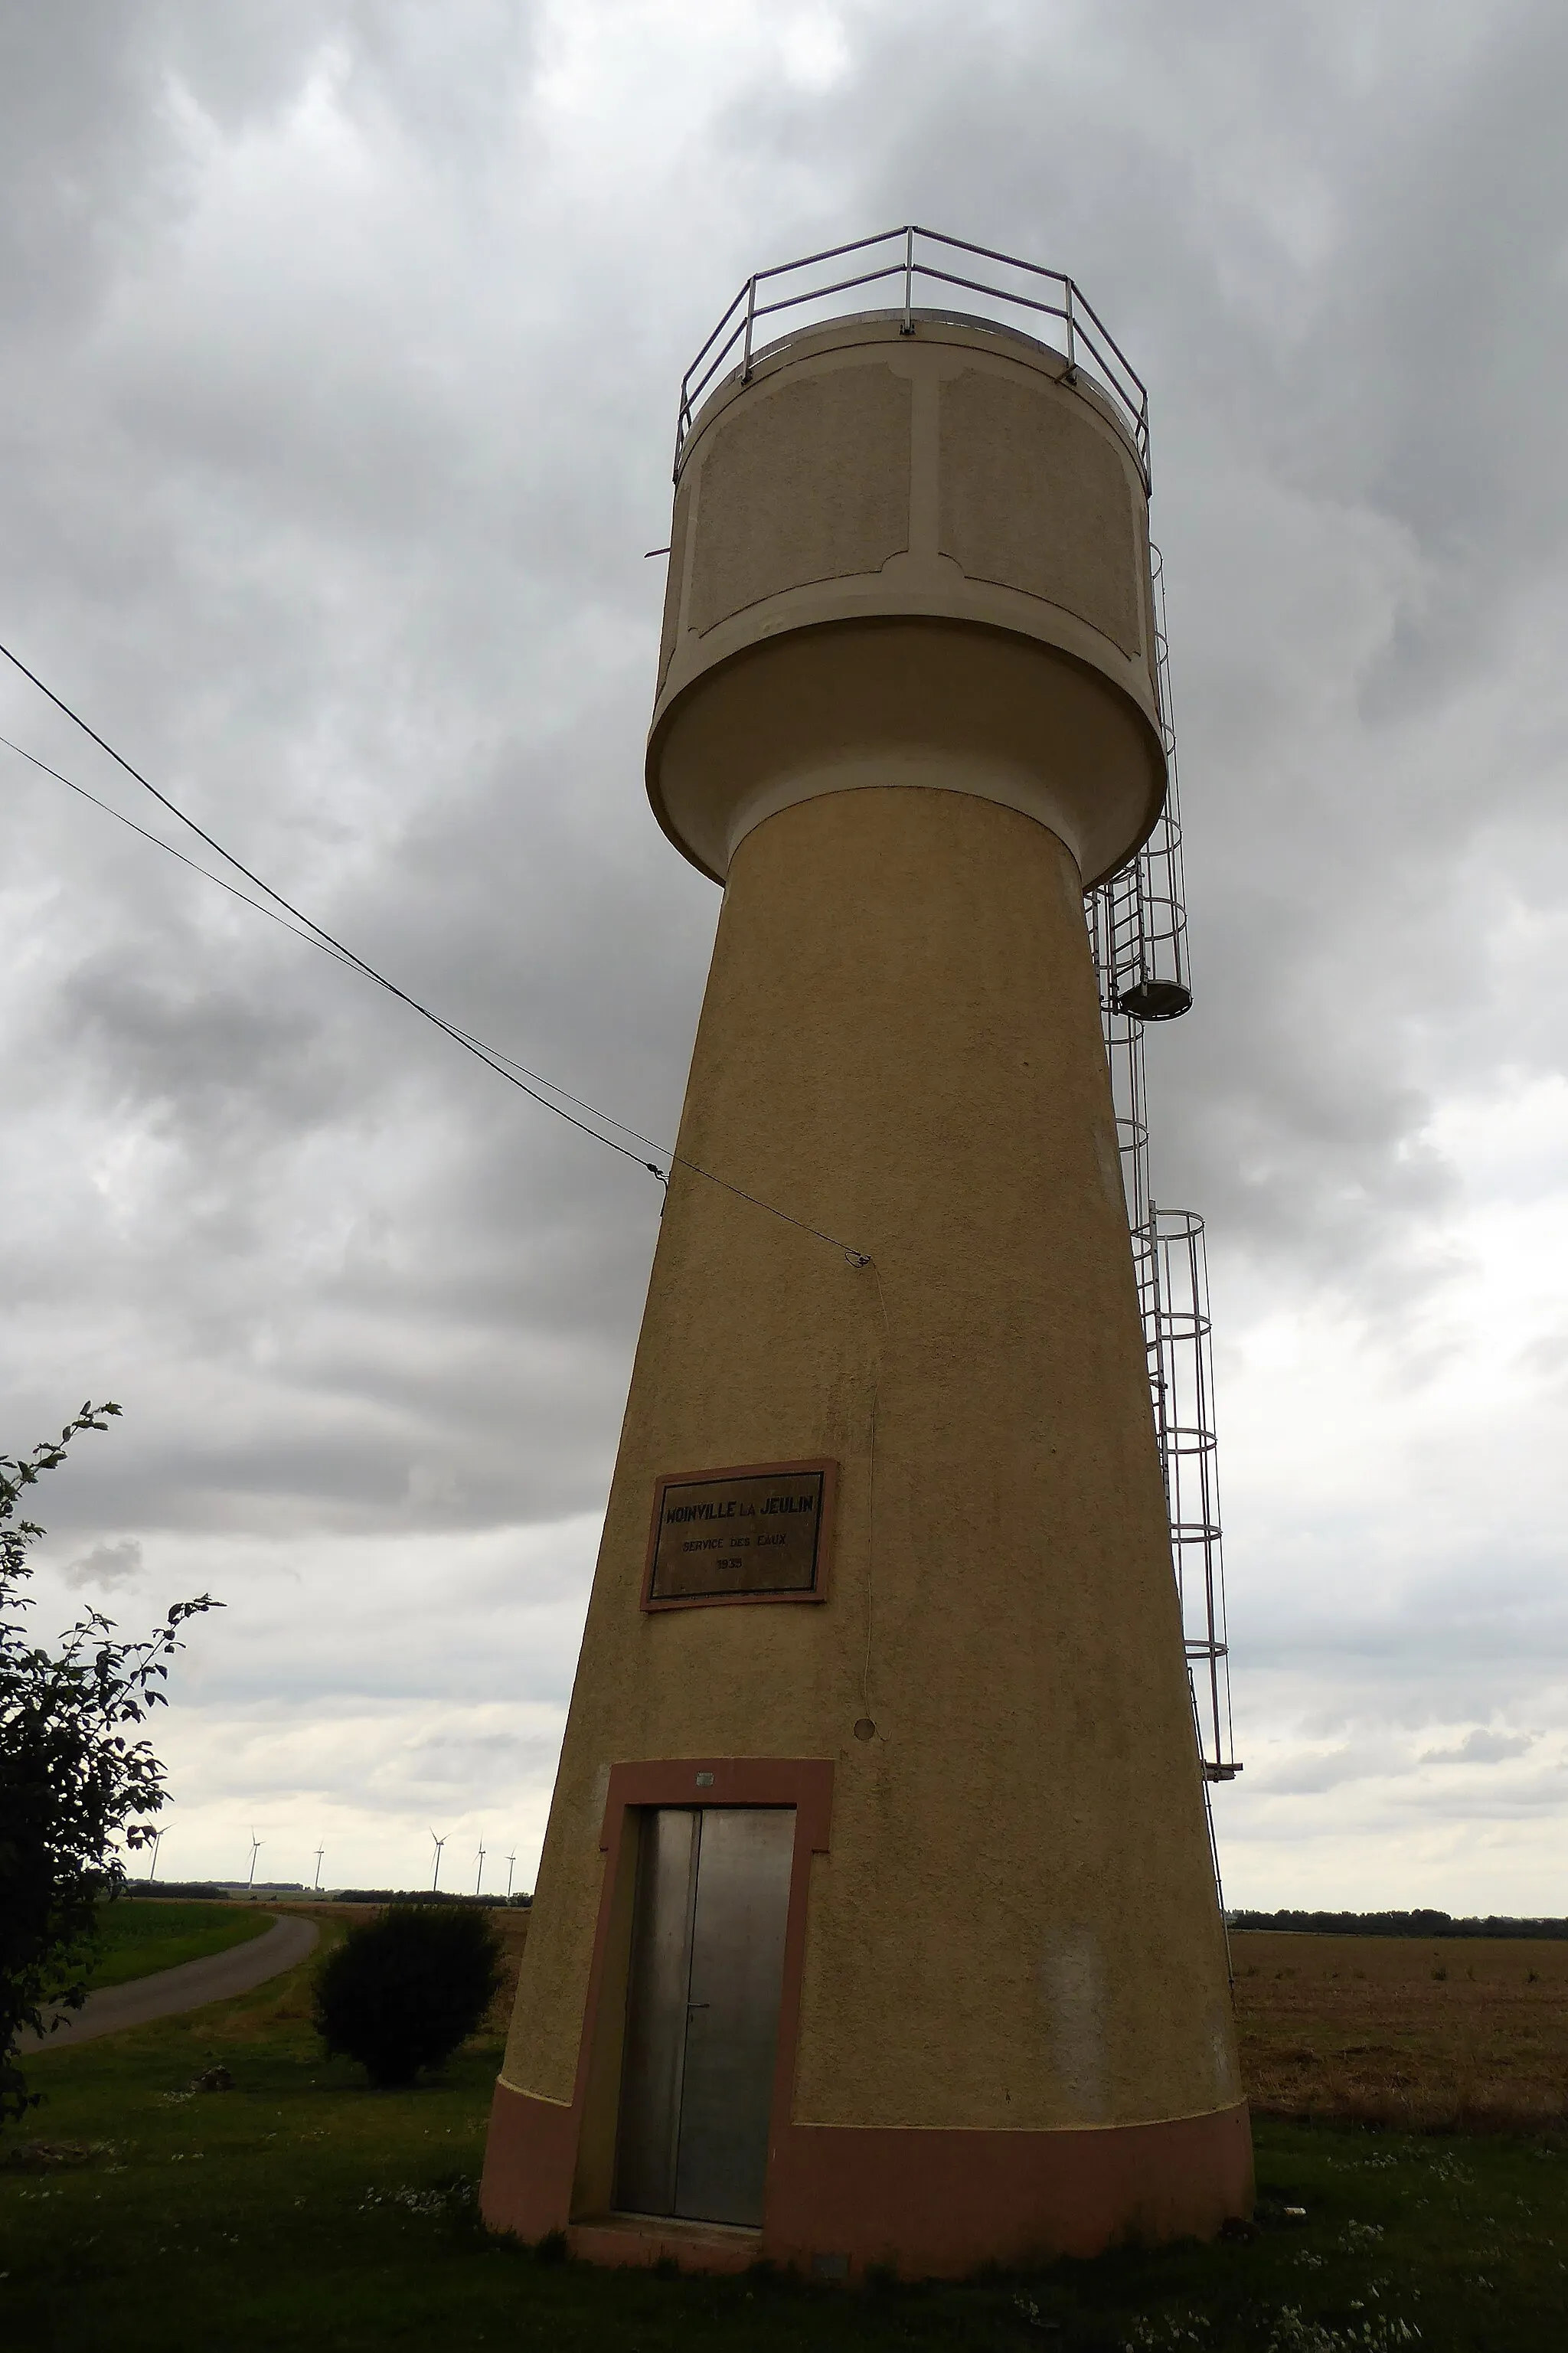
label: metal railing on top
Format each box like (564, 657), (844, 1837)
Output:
(674, 225), (1151, 485)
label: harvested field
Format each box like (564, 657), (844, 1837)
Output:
(1232, 1928), (1568, 2133)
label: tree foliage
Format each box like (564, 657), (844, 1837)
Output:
(312, 1903), (505, 2088)
(1, 1404), (217, 2124)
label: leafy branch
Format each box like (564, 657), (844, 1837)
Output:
(2, 1404), (220, 2124)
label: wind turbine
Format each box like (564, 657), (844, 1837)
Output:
(145, 1828), (165, 1882)
(430, 1829), (447, 1891)
(313, 1844), (325, 1893)
(247, 1831), (263, 1889)
(505, 1850), (518, 1902)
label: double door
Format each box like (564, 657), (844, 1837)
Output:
(615, 1806), (794, 2228)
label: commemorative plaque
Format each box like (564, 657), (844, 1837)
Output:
(644, 1459), (835, 1609)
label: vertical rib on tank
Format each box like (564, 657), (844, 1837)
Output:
(482, 286), (1251, 2279)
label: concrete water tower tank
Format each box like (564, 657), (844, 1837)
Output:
(482, 230), (1250, 2278)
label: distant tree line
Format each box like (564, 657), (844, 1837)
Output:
(329, 1888), (531, 1908)
(128, 1883), (531, 1907)
(126, 1882), (230, 1899)
(1230, 1907), (1568, 1941)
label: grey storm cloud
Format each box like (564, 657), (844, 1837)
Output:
(63, 1536), (145, 1592)
(1423, 1728), (1538, 1767)
(3, 0), (1567, 1900)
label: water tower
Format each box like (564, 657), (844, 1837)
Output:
(482, 230), (1250, 2278)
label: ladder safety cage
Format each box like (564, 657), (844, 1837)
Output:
(674, 226), (1151, 488)
(1100, 547), (1191, 1021)
(1086, 544), (1237, 1786)
(1086, 947), (1240, 1783)
(1149, 1209), (1237, 1785)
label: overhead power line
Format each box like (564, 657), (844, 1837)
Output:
(0, 729), (668, 1162)
(0, 639), (869, 1266)
(0, 734), (368, 976)
(0, 727), (676, 1162)
(0, 643), (663, 1175)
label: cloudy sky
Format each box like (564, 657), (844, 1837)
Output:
(4, 0), (1566, 1910)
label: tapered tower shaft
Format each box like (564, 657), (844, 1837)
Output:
(483, 282), (1250, 2276)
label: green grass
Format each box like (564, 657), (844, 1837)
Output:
(83, 1900), (272, 1992)
(3, 1938), (1566, 2351)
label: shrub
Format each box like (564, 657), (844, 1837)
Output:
(312, 1903), (505, 2088)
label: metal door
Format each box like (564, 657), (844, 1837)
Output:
(614, 1806), (794, 2228)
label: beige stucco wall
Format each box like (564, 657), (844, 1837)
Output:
(649, 311), (1165, 891)
(501, 785), (1240, 2134)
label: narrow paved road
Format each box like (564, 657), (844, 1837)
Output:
(18, 1912), (320, 2053)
